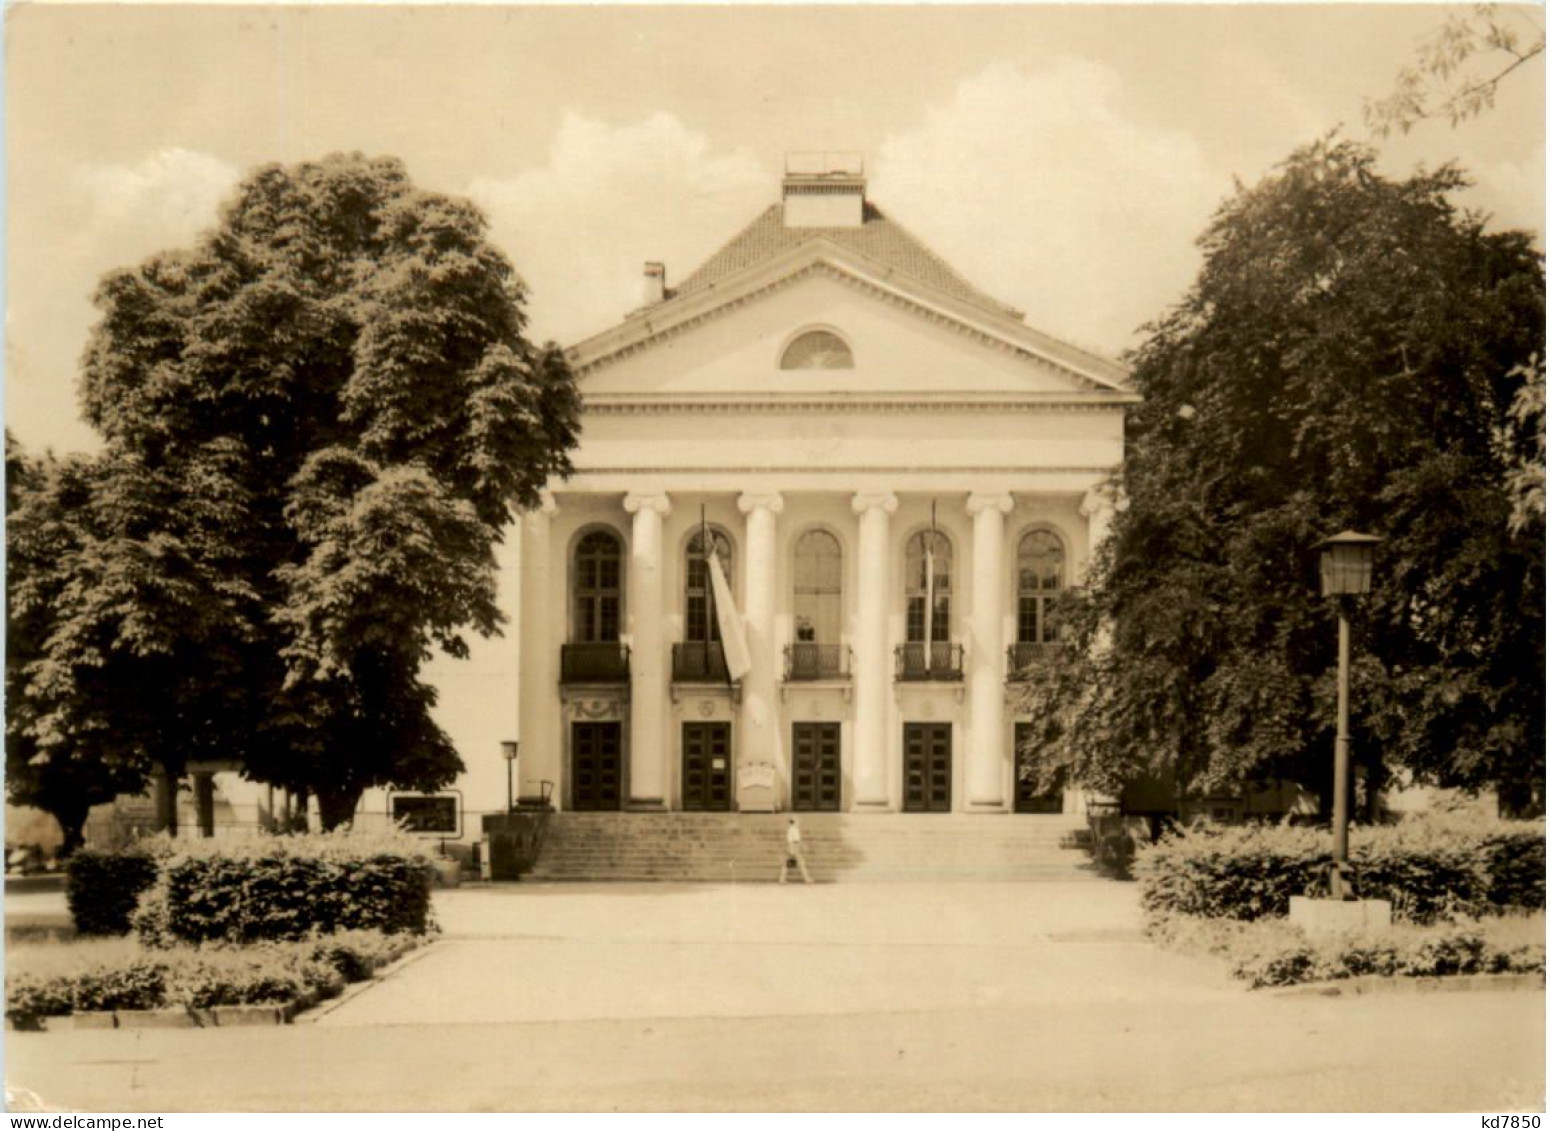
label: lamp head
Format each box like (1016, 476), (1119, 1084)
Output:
(1317, 531), (1381, 597)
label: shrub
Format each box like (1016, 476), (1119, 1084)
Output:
(65, 843), (166, 936)
(1137, 817), (1546, 926)
(4, 929), (419, 1020)
(5, 973), (75, 1026)
(72, 962), (167, 1012)
(1482, 828), (1546, 910)
(133, 830), (435, 945)
(1150, 908), (1545, 989)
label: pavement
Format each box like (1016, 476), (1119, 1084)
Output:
(5, 881), (1545, 1112)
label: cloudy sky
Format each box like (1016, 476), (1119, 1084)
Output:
(7, 4), (1544, 455)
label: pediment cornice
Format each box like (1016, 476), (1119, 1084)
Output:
(566, 242), (1131, 395)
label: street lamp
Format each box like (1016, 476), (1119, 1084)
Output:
(500, 740), (520, 814)
(1317, 530), (1381, 899)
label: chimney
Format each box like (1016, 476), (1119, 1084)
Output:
(782, 152), (865, 229)
(642, 261), (666, 306)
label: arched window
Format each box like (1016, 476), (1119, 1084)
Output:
(793, 530), (843, 644)
(573, 530), (622, 643)
(905, 530), (952, 644)
(685, 528), (734, 643)
(780, 329), (853, 370)
(1017, 529), (1066, 644)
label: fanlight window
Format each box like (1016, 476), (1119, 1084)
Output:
(1017, 529), (1066, 644)
(573, 530), (622, 643)
(905, 531), (952, 643)
(686, 529), (734, 643)
(793, 530), (843, 644)
(780, 330), (854, 370)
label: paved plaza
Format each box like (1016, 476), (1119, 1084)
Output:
(6, 882), (1544, 1111)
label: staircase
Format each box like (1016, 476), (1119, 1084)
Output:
(525, 812), (1097, 883)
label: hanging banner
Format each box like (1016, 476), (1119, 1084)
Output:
(707, 550), (752, 681)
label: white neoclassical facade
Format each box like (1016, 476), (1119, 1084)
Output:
(387, 155), (1136, 831)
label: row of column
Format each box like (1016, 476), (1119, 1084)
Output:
(523, 489), (1111, 811)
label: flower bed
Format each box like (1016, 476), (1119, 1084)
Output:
(5, 928), (425, 1029)
(1151, 910), (1545, 989)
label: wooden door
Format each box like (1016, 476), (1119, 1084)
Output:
(791, 723), (841, 811)
(902, 723), (952, 813)
(571, 722), (622, 811)
(1014, 722), (1064, 814)
(682, 722), (732, 811)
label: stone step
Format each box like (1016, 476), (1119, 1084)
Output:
(527, 812), (1093, 883)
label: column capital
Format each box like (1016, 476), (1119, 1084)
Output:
(737, 491), (785, 516)
(966, 492), (1014, 518)
(623, 491), (672, 517)
(851, 491), (899, 517)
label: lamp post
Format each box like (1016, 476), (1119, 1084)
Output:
(1316, 531), (1381, 899)
(500, 740), (520, 814)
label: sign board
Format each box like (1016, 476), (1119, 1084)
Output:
(389, 793), (461, 837)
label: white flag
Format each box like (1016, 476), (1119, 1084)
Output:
(707, 550), (752, 681)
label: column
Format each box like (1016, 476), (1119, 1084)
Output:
(517, 491), (558, 806)
(967, 492), (1014, 810)
(738, 493), (784, 798)
(624, 491), (672, 809)
(850, 491), (897, 810)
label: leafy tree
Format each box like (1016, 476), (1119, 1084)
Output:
(66, 154), (579, 829)
(1019, 138), (1544, 816)
(1367, 4), (1544, 137)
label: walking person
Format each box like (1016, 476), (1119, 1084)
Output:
(779, 815), (814, 884)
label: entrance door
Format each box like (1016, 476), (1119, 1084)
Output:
(791, 723), (841, 811)
(571, 722), (622, 811)
(902, 723), (952, 813)
(1013, 722), (1064, 814)
(682, 722), (733, 811)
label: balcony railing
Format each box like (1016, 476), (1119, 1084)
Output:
(784, 643), (851, 682)
(894, 642), (964, 682)
(1006, 642), (1066, 680)
(673, 641), (731, 683)
(560, 642), (631, 684)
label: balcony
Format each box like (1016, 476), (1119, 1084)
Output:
(784, 643), (851, 682)
(894, 642), (964, 682)
(673, 642), (731, 683)
(560, 643), (630, 684)
(1006, 642), (1065, 681)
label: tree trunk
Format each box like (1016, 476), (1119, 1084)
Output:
(316, 786), (362, 831)
(54, 807), (89, 857)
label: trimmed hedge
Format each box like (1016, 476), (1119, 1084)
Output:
(132, 831), (435, 945)
(5, 929), (423, 1026)
(65, 844), (166, 936)
(1137, 817), (1546, 925)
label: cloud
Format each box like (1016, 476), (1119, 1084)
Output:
(468, 113), (771, 344)
(872, 60), (1223, 355)
(72, 148), (241, 265)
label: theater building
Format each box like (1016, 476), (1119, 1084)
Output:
(365, 154), (1137, 844)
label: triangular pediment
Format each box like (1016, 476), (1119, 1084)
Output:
(568, 239), (1133, 401)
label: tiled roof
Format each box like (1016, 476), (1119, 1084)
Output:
(669, 203), (1024, 321)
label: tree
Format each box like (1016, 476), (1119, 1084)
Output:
(1367, 4), (1545, 137)
(6, 438), (155, 851)
(1018, 138), (1545, 815)
(69, 154), (580, 828)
